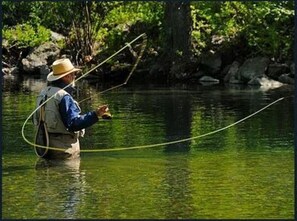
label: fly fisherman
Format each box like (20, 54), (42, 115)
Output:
(33, 58), (110, 159)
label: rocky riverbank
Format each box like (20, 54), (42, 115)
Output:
(2, 31), (295, 89)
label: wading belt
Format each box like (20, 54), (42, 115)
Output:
(34, 95), (49, 158)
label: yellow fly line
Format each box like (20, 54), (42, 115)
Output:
(22, 33), (147, 152)
(21, 32), (289, 153)
(22, 97), (286, 153)
(81, 96), (285, 152)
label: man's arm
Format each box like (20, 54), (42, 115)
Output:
(59, 95), (99, 132)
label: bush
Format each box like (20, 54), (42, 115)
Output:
(190, 1), (294, 61)
(3, 23), (51, 48)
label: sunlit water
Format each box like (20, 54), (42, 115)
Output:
(2, 78), (294, 219)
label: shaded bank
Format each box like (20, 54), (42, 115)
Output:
(2, 2), (294, 86)
(2, 38), (295, 89)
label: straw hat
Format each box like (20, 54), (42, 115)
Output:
(47, 58), (81, 82)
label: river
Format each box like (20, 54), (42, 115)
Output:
(2, 76), (294, 219)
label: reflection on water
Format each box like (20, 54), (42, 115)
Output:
(2, 76), (294, 219)
(162, 151), (194, 219)
(34, 158), (85, 219)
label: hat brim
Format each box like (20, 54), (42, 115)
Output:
(47, 68), (81, 82)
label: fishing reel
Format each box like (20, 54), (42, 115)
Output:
(101, 112), (112, 119)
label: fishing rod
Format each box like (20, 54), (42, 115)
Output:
(21, 33), (147, 153)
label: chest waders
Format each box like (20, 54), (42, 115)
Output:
(34, 96), (49, 158)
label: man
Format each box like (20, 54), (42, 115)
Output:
(34, 58), (110, 159)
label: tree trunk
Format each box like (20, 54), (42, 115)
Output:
(163, 2), (192, 81)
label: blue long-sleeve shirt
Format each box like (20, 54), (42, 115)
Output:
(59, 95), (98, 132)
(50, 80), (98, 132)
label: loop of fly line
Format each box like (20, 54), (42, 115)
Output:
(22, 31), (291, 154)
(21, 33), (147, 153)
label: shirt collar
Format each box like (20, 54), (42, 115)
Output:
(50, 80), (76, 96)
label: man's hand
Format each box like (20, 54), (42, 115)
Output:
(96, 105), (111, 119)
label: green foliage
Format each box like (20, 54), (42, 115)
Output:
(242, 2), (294, 60)
(191, 2), (251, 53)
(96, 2), (163, 51)
(2, 2), (33, 26)
(190, 1), (294, 60)
(3, 23), (51, 48)
(2, 1), (294, 62)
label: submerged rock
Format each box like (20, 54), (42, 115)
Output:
(248, 77), (283, 90)
(199, 76), (220, 83)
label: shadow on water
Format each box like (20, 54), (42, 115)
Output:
(155, 89), (193, 218)
(161, 143), (193, 219)
(162, 87), (192, 153)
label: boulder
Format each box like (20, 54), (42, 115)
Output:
(50, 31), (65, 42)
(223, 61), (240, 83)
(279, 74), (294, 85)
(237, 57), (270, 83)
(22, 42), (60, 74)
(267, 63), (290, 80)
(290, 63), (295, 77)
(200, 52), (222, 74)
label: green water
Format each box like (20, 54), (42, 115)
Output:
(2, 82), (294, 219)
